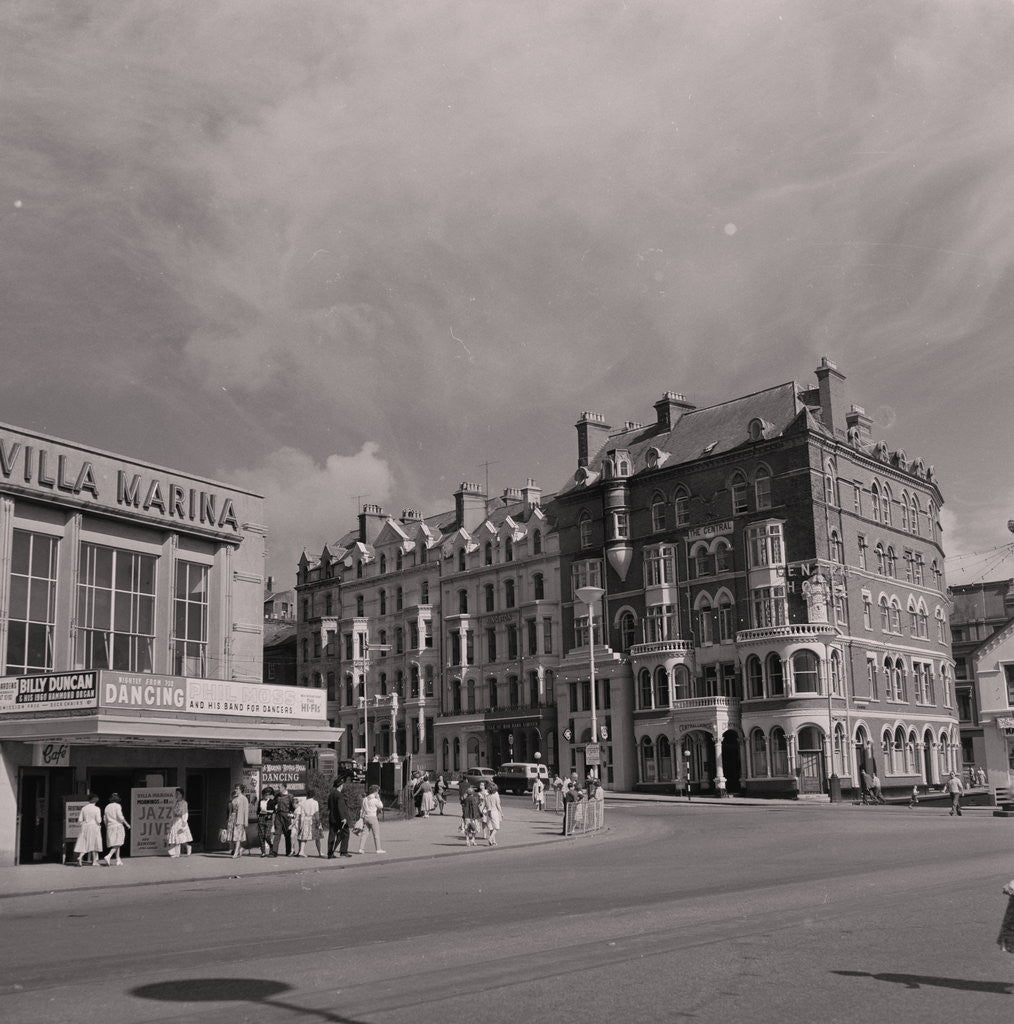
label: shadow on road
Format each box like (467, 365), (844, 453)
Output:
(833, 970), (1012, 994)
(131, 978), (370, 1023)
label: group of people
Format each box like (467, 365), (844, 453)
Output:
(558, 772), (605, 835)
(73, 792), (131, 866)
(457, 778), (503, 846)
(410, 772), (447, 817)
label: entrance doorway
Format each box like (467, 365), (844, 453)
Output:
(18, 768), (75, 864)
(720, 731), (742, 793)
(797, 726), (826, 794)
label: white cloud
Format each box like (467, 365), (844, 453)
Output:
(223, 443), (395, 587)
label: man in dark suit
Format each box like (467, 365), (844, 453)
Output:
(270, 786), (295, 856)
(327, 779), (353, 858)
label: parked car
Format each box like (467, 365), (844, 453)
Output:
(494, 762), (550, 795)
(460, 767), (496, 790)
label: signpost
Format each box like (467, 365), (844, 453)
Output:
(585, 743), (601, 767)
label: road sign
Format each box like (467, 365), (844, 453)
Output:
(585, 743), (601, 765)
(353, 747), (367, 754)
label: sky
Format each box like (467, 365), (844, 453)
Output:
(3, 1), (1014, 589)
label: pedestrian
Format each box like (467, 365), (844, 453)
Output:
(255, 786), (275, 857)
(270, 785), (295, 856)
(101, 793), (130, 866)
(462, 783), (483, 846)
(411, 771), (425, 816)
(295, 789), (321, 857)
(356, 784), (386, 854)
(226, 784), (249, 858)
(908, 784), (920, 808)
(561, 773), (582, 836)
(435, 774), (447, 815)
(999, 880), (1014, 954)
(458, 776), (470, 833)
(167, 788), (193, 858)
(481, 781), (503, 847)
(74, 794), (103, 867)
(859, 769), (873, 805)
(550, 772), (564, 813)
(977, 767), (987, 787)
(532, 776), (545, 811)
(871, 773), (885, 804)
(589, 776), (605, 828)
(326, 779), (353, 858)
(945, 771), (964, 816)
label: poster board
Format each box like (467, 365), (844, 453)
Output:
(130, 787), (177, 857)
(64, 799), (88, 844)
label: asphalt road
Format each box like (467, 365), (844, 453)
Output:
(2, 800), (1013, 1024)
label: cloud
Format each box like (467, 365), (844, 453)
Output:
(223, 442), (396, 586)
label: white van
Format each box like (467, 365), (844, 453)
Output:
(494, 762), (550, 794)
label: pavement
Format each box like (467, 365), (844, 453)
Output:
(1, 789), (1000, 899)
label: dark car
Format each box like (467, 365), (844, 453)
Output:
(337, 759), (366, 782)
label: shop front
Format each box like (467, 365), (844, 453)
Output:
(0, 670), (341, 864)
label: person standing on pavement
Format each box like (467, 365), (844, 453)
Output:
(418, 773), (436, 817)
(226, 785), (249, 858)
(532, 776), (545, 811)
(168, 788), (194, 858)
(561, 773), (582, 836)
(295, 789), (321, 857)
(945, 771), (964, 816)
(356, 784), (386, 854)
(327, 779), (354, 858)
(870, 773), (886, 804)
(74, 794), (103, 867)
(859, 769), (873, 805)
(462, 783), (483, 846)
(435, 774), (448, 815)
(271, 785), (295, 856)
(481, 781), (503, 846)
(101, 793), (130, 866)
(255, 787), (275, 857)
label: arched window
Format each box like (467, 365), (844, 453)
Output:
(881, 728), (895, 774)
(532, 529), (542, 554)
(378, 589), (387, 615)
(879, 595), (891, 632)
(396, 550), (403, 571)
(692, 542), (713, 578)
(378, 671), (387, 696)
(453, 736), (460, 771)
(696, 595), (714, 645)
(824, 462), (838, 507)
(657, 735), (673, 781)
(379, 554), (387, 574)
(442, 737), (450, 772)
(484, 542), (493, 566)
(830, 650), (844, 696)
(731, 472), (749, 514)
(674, 488), (690, 527)
(651, 493), (667, 532)
(889, 597), (902, 633)
(673, 665), (691, 700)
(717, 594), (735, 643)
(770, 727), (788, 775)
(901, 491), (910, 532)
(452, 679), (462, 713)
(881, 484), (893, 525)
(579, 513), (593, 549)
(639, 669), (653, 710)
(714, 538), (733, 573)
(885, 546), (897, 578)
(746, 655), (764, 699)
(751, 728), (768, 777)
(356, 560), (364, 579)
(619, 611), (636, 652)
(755, 466), (772, 510)
(792, 650), (820, 693)
(533, 573), (545, 601)
(654, 667), (670, 708)
(640, 735), (656, 784)
(767, 653), (785, 695)
(935, 606), (946, 642)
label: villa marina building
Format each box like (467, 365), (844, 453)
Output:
(0, 422), (338, 865)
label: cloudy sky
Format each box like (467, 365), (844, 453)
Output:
(3, 1), (1013, 587)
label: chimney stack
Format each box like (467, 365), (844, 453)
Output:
(653, 391), (696, 432)
(521, 478), (542, 512)
(846, 404), (873, 441)
(576, 411), (611, 468)
(358, 503), (387, 544)
(454, 482), (488, 532)
(814, 357), (847, 437)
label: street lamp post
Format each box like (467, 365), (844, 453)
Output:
(356, 633), (392, 765)
(683, 747), (692, 802)
(575, 584), (605, 780)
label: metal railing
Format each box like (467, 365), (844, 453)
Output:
(563, 798), (605, 836)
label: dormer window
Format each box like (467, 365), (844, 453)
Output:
(748, 418), (765, 441)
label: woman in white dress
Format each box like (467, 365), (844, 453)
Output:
(74, 794), (103, 867)
(226, 785), (249, 858)
(167, 788), (193, 858)
(480, 782), (503, 847)
(101, 793), (130, 865)
(295, 792), (322, 857)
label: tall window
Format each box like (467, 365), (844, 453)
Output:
(646, 604), (677, 643)
(619, 612), (636, 651)
(645, 545), (675, 586)
(751, 586), (786, 627)
(571, 559), (602, 592)
(379, 589), (386, 614)
(650, 494), (667, 532)
(824, 462), (837, 506)
(746, 656), (763, 698)
(76, 544), (156, 672)
(731, 473), (749, 514)
(485, 583), (495, 612)
(484, 542), (494, 565)
(829, 531), (844, 563)
(504, 579), (515, 608)
(792, 650), (820, 693)
(532, 530), (542, 554)
(579, 513), (593, 549)
(674, 489), (690, 527)
(748, 523), (783, 567)
(755, 467), (772, 510)
(6, 530), (59, 674)
(173, 561), (209, 676)
(533, 573), (545, 601)
(421, 579), (429, 603)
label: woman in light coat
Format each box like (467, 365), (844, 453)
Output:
(102, 793), (130, 865)
(167, 788), (193, 858)
(480, 782), (503, 846)
(74, 794), (103, 867)
(226, 785), (249, 858)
